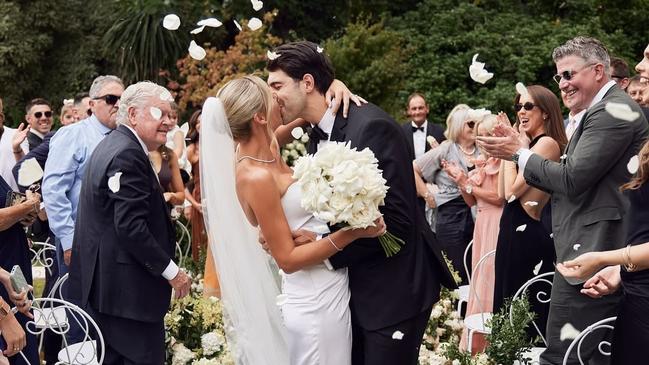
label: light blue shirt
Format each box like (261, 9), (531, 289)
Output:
(43, 116), (112, 251)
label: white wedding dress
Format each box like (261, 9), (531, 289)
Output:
(279, 182), (352, 365)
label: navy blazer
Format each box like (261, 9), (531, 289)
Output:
(69, 125), (175, 323)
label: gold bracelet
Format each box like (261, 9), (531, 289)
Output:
(326, 236), (342, 252)
(623, 244), (637, 272)
(13, 150), (21, 154)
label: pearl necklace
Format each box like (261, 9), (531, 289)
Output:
(457, 144), (476, 156)
(237, 155), (276, 164)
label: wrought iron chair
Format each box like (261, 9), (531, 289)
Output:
(463, 249), (496, 351)
(562, 316), (617, 365)
(454, 240), (473, 314)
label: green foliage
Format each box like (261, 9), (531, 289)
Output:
(485, 295), (535, 365)
(325, 19), (409, 118)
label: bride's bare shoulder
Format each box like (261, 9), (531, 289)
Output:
(236, 164), (279, 195)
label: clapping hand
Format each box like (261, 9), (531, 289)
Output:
(441, 160), (467, 186)
(476, 113), (529, 160)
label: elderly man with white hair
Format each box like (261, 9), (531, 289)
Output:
(69, 81), (191, 364)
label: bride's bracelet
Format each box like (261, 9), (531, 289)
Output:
(622, 244), (637, 272)
(326, 236), (342, 252)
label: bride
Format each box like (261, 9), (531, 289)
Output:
(200, 75), (385, 365)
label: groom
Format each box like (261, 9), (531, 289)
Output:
(267, 41), (456, 364)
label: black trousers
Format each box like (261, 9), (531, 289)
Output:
(351, 306), (432, 365)
(435, 197), (474, 285)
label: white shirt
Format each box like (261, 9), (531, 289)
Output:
(518, 80), (616, 170)
(412, 120), (428, 159)
(122, 124), (179, 281)
(0, 127), (28, 190)
(565, 110), (586, 141)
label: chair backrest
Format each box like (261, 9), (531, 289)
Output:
(175, 219), (192, 266)
(26, 297), (105, 365)
(46, 273), (70, 299)
(562, 316), (617, 365)
(510, 271), (554, 346)
(30, 239), (57, 276)
(469, 249), (496, 317)
(463, 239), (474, 283)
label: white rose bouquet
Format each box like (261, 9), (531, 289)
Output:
(292, 142), (404, 257)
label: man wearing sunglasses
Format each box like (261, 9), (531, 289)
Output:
(478, 36), (649, 365)
(24, 98), (53, 151)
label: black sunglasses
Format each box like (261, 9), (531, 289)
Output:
(93, 94), (120, 105)
(514, 102), (536, 112)
(552, 63), (595, 85)
(86, 109), (92, 116)
(466, 121), (476, 129)
(33, 111), (53, 118)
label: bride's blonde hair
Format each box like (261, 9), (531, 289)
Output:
(217, 75), (273, 141)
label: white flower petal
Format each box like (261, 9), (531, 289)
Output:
(62, 98), (73, 106)
(392, 330), (404, 340)
(515, 82), (528, 97)
(533, 260), (543, 275)
(316, 46), (324, 53)
(560, 154), (568, 160)
(159, 89), (174, 102)
(248, 17), (262, 31)
(516, 224), (527, 232)
(560, 323), (581, 341)
(550, 233), (554, 238)
(197, 18), (222, 28)
(605, 102), (640, 122)
(627, 155), (639, 174)
(233, 19), (242, 31)
(507, 195), (516, 203)
(162, 14), (181, 30)
(251, 0), (263, 11)
(17, 158), (43, 186)
(573, 243), (581, 251)
(469, 53), (494, 84)
(267, 50), (281, 60)
(190, 25), (205, 34)
(467, 108), (492, 121)
(108, 172), (123, 193)
(291, 127), (304, 139)
(188, 41), (206, 61)
(150, 107), (162, 120)
(524, 201), (538, 207)
(276, 294), (288, 306)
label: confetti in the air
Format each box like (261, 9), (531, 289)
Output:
(150, 107), (162, 120)
(605, 102), (640, 122)
(524, 201), (538, 207)
(17, 158), (43, 187)
(248, 17), (262, 31)
(162, 14), (181, 30)
(188, 41), (206, 61)
(560, 323), (580, 341)
(515, 82), (529, 97)
(516, 224), (527, 232)
(267, 50), (281, 60)
(627, 155), (639, 174)
(469, 54), (494, 84)
(291, 127), (304, 139)
(108, 172), (123, 193)
(392, 331), (404, 340)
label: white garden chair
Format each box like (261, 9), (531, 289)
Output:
(35, 273), (70, 353)
(30, 238), (57, 276)
(454, 240), (473, 314)
(22, 297), (105, 365)
(463, 249), (496, 351)
(562, 316), (617, 365)
(174, 219), (192, 267)
(509, 271), (554, 364)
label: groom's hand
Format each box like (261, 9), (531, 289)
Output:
(169, 270), (191, 299)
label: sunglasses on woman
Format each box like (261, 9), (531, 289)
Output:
(514, 102), (536, 112)
(93, 94), (120, 105)
(33, 111), (53, 118)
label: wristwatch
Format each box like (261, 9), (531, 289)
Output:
(0, 298), (11, 321)
(511, 148), (524, 164)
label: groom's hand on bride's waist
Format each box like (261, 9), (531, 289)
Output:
(258, 229), (317, 254)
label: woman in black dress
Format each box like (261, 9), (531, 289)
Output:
(492, 85), (567, 339)
(558, 139), (649, 364)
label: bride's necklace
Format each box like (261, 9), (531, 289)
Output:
(457, 144), (476, 156)
(237, 155), (276, 164)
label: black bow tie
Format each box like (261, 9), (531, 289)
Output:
(309, 125), (328, 142)
(412, 126), (424, 133)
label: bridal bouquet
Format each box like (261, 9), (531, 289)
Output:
(292, 142), (404, 257)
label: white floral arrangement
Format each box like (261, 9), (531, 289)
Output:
(292, 141), (404, 256)
(281, 130), (309, 166)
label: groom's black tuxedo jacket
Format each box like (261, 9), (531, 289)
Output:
(320, 103), (457, 331)
(70, 125), (175, 323)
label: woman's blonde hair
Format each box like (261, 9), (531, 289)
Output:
(217, 75), (273, 141)
(444, 104), (470, 142)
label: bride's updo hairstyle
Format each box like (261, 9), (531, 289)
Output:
(217, 75), (273, 141)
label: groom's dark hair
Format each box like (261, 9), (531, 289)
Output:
(267, 41), (334, 95)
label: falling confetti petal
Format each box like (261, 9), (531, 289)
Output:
(427, 136), (438, 147)
(276, 294), (288, 306)
(197, 18), (222, 28)
(392, 330), (404, 340)
(469, 53), (494, 84)
(467, 108), (492, 121)
(233, 19), (242, 31)
(190, 25), (205, 34)
(251, 0), (263, 11)
(515, 82), (528, 97)
(162, 14), (181, 30)
(560, 154), (568, 160)
(560, 323), (581, 341)
(291, 127), (304, 139)
(524, 201), (539, 207)
(627, 155), (639, 174)
(516, 224), (527, 232)
(605, 102), (640, 122)
(188, 41), (206, 61)
(248, 17), (262, 31)
(316, 46), (324, 53)
(62, 99), (73, 106)
(278, 269), (285, 276)
(573, 244), (581, 251)
(267, 50), (281, 60)
(159, 89), (174, 102)
(507, 195), (516, 203)
(533, 260), (543, 275)
(108, 172), (123, 193)
(150, 107), (162, 120)
(17, 158), (43, 186)
(550, 233), (554, 238)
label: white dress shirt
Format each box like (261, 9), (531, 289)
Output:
(565, 110), (586, 141)
(412, 120), (428, 159)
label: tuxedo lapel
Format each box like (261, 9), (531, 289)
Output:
(330, 113), (348, 143)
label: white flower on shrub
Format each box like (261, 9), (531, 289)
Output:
(192, 358), (220, 365)
(172, 342), (196, 365)
(201, 332), (225, 356)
